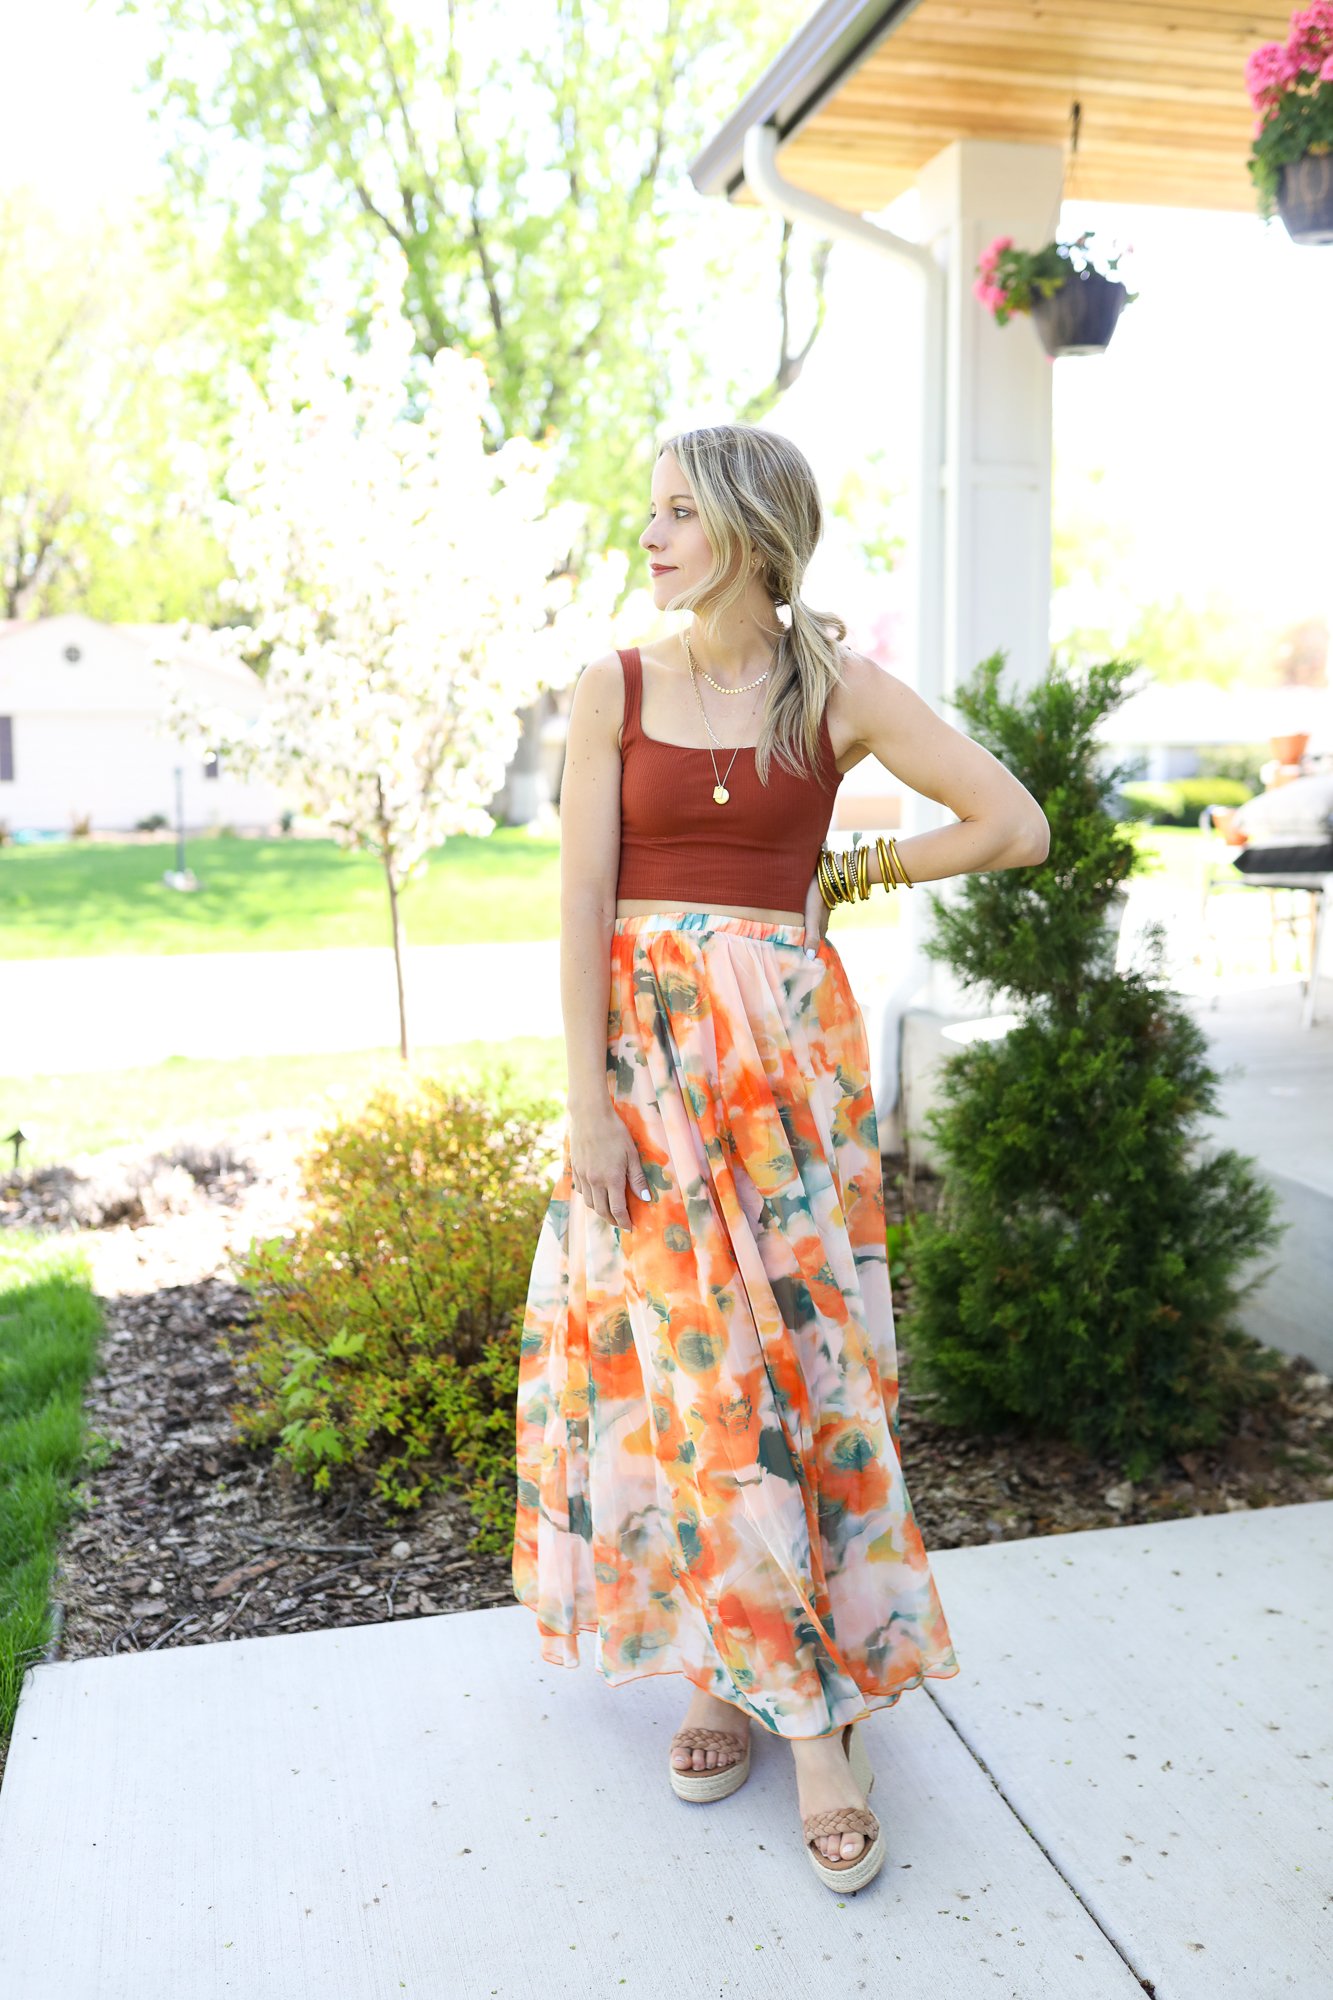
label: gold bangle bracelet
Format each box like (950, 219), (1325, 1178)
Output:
(824, 844), (856, 908)
(874, 835), (895, 894)
(888, 837), (913, 889)
(817, 848), (844, 909)
(816, 851), (834, 909)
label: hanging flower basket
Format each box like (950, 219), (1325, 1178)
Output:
(1245, 4), (1333, 241)
(1030, 268), (1130, 358)
(973, 231), (1137, 358)
(1278, 149), (1333, 242)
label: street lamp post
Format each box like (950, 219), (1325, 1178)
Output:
(162, 760), (199, 892)
(174, 763), (186, 877)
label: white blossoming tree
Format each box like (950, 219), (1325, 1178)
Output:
(156, 264), (625, 1059)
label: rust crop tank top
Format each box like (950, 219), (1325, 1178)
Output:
(615, 646), (842, 910)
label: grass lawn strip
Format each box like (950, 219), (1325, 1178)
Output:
(0, 1040), (569, 1170)
(0, 1232), (104, 1784)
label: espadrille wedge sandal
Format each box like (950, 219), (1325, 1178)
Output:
(668, 1722), (752, 1803)
(802, 1723), (886, 1892)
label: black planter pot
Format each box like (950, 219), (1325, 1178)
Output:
(1277, 152), (1333, 244)
(1029, 268), (1129, 357)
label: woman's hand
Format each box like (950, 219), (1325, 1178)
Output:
(569, 1107), (650, 1230)
(803, 869), (830, 957)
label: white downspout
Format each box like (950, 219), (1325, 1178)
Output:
(741, 122), (945, 1124)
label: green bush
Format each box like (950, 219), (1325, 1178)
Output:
(904, 653), (1287, 1479)
(227, 1068), (562, 1551)
(1118, 776), (1253, 826)
(1196, 744), (1267, 792)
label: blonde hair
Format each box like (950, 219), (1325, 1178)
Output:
(656, 422), (847, 786)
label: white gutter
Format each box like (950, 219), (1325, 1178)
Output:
(740, 122), (945, 1120)
(742, 122), (935, 279)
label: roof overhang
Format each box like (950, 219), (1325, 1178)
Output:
(691, 0), (1293, 216)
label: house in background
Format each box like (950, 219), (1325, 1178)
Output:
(0, 614), (282, 836)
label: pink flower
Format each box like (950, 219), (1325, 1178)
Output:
(976, 233), (1013, 278)
(1288, 1), (1333, 72)
(1322, 51), (1333, 79)
(1246, 40), (1301, 107)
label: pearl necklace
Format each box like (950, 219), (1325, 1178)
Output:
(683, 629), (772, 806)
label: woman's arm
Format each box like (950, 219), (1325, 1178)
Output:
(834, 650), (1051, 883)
(557, 653), (649, 1229)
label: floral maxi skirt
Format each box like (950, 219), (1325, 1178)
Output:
(510, 909), (959, 1739)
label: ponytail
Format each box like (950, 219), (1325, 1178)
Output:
(656, 423), (849, 789)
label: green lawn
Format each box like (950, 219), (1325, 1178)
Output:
(0, 829), (566, 958)
(1129, 823), (1249, 893)
(0, 827), (924, 958)
(0, 821), (1218, 969)
(0, 1233), (104, 1760)
(0, 825), (1217, 1167)
(0, 1039), (573, 1169)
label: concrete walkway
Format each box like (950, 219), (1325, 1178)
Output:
(0, 926), (912, 1075)
(1, 938), (571, 1073)
(2, 874), (1327, 1075)
(1, 1500), (1327, 1998)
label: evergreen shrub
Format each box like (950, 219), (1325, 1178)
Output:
(903, 653), (1287, 1479)
(228, 1069), (561, 1551)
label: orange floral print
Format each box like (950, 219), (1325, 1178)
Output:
(512, 910), (959, 1738)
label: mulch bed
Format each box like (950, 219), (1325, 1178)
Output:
(4, 1129), (511, 1691)
(7, 1128), (1333, 1699)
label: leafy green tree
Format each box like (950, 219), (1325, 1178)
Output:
(119, 0), (825, 576)
(903, 652), (1287, 1479)
(0, 191), (229, 620)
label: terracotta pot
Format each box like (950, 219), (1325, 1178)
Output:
(1029, 268), (1129, 357)
(1277, 152), (1333, 245)
(1270, 731), (1310, 764)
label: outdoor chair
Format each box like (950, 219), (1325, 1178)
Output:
(1196, 802), (1333, 1030)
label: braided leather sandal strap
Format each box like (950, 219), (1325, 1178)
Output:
(803, 1804), (880, 1844)
(670, 1725), (748, 1755)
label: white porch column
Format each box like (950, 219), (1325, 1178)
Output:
(877, 140), (1064, 1148)
(916, 139), (1064, 715)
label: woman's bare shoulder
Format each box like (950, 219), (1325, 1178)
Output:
(829, 644), (915, 710)
(572, 647), (640, 696)
(567, 650), (631, 747)
(822, 645), (913, 769)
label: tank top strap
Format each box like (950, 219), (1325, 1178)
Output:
(616, 646), (642, 750)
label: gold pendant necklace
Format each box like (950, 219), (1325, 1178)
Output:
(683, 629), (767, 805)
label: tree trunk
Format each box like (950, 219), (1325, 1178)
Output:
(383, 850), (410, 1063)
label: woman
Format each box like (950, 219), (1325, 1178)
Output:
(511, 423), (1049, 1892)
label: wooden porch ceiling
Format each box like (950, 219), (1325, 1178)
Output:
(693, 0), (1293, 215)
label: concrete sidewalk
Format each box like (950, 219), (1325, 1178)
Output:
(1, 939), (569, 1073)
(1, 1500), (1327, 1999)
(0, 928), (910, 1074)
(3, 874), (1325, 1079)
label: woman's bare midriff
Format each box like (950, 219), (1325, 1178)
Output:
(615, 899), (806, 926)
